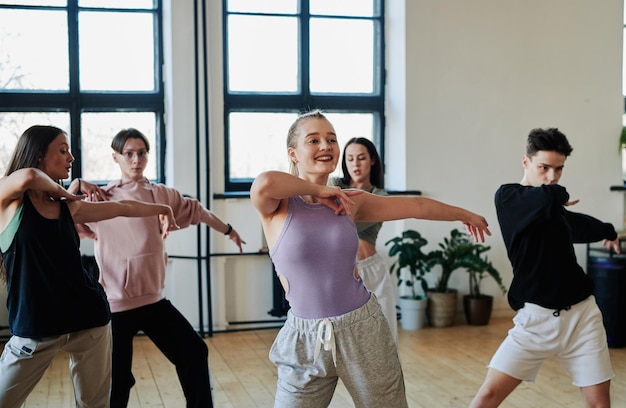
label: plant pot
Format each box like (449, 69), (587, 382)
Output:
(427, 290), (458, 328)
(463, 294), (493, 326)
(398, 296), (428, 330)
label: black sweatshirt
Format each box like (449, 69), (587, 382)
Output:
(495, 183), (617, 311)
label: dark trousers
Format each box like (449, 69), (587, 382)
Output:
(110, 299), (212, 408)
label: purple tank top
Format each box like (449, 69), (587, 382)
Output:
(270, 196), (370, 318)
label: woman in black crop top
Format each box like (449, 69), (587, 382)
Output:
(0, 125), (177, 407)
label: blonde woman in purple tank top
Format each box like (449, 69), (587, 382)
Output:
(250, 109), (491, 408)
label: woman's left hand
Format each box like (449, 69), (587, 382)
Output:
(317, 187), (363, 215)
(79, 180), (109, 202)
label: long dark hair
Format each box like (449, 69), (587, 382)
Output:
(1, 125), (66, 283)
(4, 125), (67, 177)
(340, 137), (384, 189)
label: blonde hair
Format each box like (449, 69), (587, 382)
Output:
(286, 109), (328, 176)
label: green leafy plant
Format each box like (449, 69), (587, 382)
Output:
(429, 229), (507, 296)
(385, 229), (432, 299)
(619, 126), (626, 153)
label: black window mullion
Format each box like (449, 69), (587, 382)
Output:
(222, 0), (385, 193)
(0, 93), (72, 109)
(375, 0), (385, 162)
(67, 0), (82, 178)
(154, 0), (164, 95)
(300, 0), (310, 105)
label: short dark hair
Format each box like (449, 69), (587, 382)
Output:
(340, 137), (384, 189)
(526, 128), (573, 158)
(111, 128), (151, 154)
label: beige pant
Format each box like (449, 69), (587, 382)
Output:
(0, 323), (112, 408)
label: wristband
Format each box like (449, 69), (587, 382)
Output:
(224, 223), (233, 235)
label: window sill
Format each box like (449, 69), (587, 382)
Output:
(213, 190), (421, 199)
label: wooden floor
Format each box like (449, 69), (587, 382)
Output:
(4, 316), (626, 407)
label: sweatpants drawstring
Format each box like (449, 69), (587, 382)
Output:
(314, 318), (336, 367)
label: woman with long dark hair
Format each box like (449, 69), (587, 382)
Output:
(0, 125), (177, 407)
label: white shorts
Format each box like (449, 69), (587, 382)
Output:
(488, 296), (614, 387)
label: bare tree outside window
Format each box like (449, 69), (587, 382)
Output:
(0, 1), (164, 183)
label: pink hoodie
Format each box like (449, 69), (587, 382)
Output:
(83, 178), (211, 313)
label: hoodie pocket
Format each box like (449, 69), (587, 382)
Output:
(123, 252), (165, 298)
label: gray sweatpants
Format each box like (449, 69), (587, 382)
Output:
(269, 295), (408, 408)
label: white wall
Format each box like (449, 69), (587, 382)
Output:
(159, 0), (274, 332)
(128, 0), (625, 332)
(383, 0), (625, 316)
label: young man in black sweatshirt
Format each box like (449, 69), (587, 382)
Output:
(470, 127), (620, 408)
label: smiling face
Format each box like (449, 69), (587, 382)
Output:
(287, 117), (339, 181)
(113, 137), (149, 180)
(344, 142), (374, 188)
(521, 150), (566, 187)
(39, 133), (74, 180)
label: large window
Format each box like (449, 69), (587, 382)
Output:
(0, 0), (164, 183)
(223, 0), (385, 192)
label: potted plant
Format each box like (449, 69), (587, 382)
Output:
(462, 236), (507, 325)
(386, 230), (431, 330)
(426, 229), (505, 327)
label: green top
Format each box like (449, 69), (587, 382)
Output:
(0, 203), (23, 252)
(328, 177), (387, 245)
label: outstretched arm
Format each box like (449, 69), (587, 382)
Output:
(0, 168), (82, 231)
(250, 171), (359, 217)
(352, 193), (491, 242)
(69, 200), (179, 239)
(0, 168), (82, 208)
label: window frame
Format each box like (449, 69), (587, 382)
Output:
(0, 0), (166, 183)
(222, 0), (386, 193)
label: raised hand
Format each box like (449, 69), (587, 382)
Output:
(316, 186), (363, 215)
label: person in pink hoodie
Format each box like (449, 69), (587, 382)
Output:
(74, 128), (245, 408)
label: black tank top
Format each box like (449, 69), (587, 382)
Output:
(2, 194), (110, 337)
